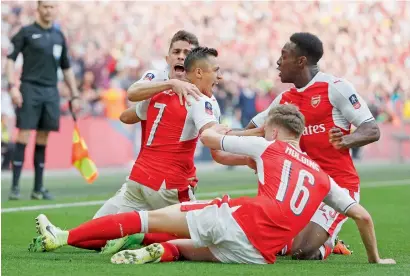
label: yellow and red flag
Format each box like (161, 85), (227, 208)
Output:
(72, 125), (98, 184)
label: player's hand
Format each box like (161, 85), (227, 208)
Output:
(10, 87), (23, 108)
(329, 127), (348, 149)
(170, 79), (202, 106)
(246, 157), (257, 174)
(70, 98), (82, 113)
(254, 126), (265, 137)
(211, 124), (231, 135)
(376, 258), (396, 265)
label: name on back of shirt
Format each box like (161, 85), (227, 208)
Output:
(285, 146), (320, 172)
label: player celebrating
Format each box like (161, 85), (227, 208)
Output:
(31, 46), (260, 253)
(34, 105), (394, 265)
(29, 30), (203, 252)
(246, 32), (381, 260)
(119, 29), (203, 126)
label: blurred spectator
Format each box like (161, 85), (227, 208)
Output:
(1, 1), (409, 125)
(1, 88), (15, 170)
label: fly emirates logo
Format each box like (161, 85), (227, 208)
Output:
(303, 124), (326, 136)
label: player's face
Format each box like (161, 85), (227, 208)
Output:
(166, 41), (196, 80)
(38, 1), (55, 23)
(199, 56), (223, 94)
(276, 42), (302, 84)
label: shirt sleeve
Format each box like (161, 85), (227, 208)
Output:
(60, 33), (70, 70)
(187, 96), (219, 132)
(251, 92), (283, 127)
(323, 177), (357, 214)
(136, 70), (167, 84)
(135, 99), (151, 120)
(220, 136), (273, 159)
(7, 27), (25, 61)
(328, 80), (375, 127)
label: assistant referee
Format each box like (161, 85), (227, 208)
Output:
(6, 1), (81, 200)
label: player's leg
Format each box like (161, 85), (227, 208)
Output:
(111, 197), (265, 265)
(98, 182), (156, 254)
(291, 221), (331, 260)
(292, 201), (352, 260)
(10, 82), (40, 200)
(168, 239), (219, 262)
(35, 203), (190, 252)
(292, 190), (359, 260)
(139, 183), (196, 245)
(101, 183), (196, 254)
(32, 86), (60, 200)
(111, 239), (219, 265)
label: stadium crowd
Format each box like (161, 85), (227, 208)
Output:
(2, 1), (410, 129)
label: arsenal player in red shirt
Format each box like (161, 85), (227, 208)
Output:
(247, 32), (381, 260)
(33, 105), (394, 265)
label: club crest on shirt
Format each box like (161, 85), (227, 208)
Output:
(349, 94), (361, 109)
(143, 73), (155, 81)
(53, 44), (62, 60)
(311, 95), (321, 108)
(205, 101), (213, 115)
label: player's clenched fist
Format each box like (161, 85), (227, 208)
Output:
(329, 127), (348, 149)
(169, 79), (202, 106)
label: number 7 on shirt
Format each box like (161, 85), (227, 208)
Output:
(146, 103), (166, 146)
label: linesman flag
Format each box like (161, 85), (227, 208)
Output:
(69, 100), (98, 183)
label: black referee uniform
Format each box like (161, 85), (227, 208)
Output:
(7, 22), (71, 199)
(8, 22), (70, 130)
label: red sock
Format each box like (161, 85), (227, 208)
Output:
(68, 211), (143, 246)
(74, 240), (108, 251)
(142, 233), (178, 246)
(159, 242), (180, 262)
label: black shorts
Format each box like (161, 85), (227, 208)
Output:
(16, 82), (60, 132)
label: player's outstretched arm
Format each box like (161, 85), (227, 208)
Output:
(324, 180), (395, 265)
(345, 205), (395, 264)
(200, 126), (252, 167)
(227, 127), (265, 137)
(200, 125), (230, 150)
(128, 79), (201, 105)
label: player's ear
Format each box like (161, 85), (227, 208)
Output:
(298, 56), (307, 68)
(195, 68), (202, 79)
(165, 55), (171, 65)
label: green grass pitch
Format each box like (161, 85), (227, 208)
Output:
(2, 163), (410, 276)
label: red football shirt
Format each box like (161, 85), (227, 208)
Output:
(251, 72), (375, 192)
(220, 136), (356, 263)
(129, 91), (220, 190)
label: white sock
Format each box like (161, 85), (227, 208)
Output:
(139, 211), (149, 233)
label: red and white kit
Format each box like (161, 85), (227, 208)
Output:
(251, 72), (373, 240)
(183, 137), (357, 264)
(94, 70), (220, 217)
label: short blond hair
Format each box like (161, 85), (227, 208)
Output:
(266, 104), (305, 137)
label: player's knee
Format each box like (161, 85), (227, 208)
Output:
(35, 131), (49, 145)
(16, 130), (30, 144)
